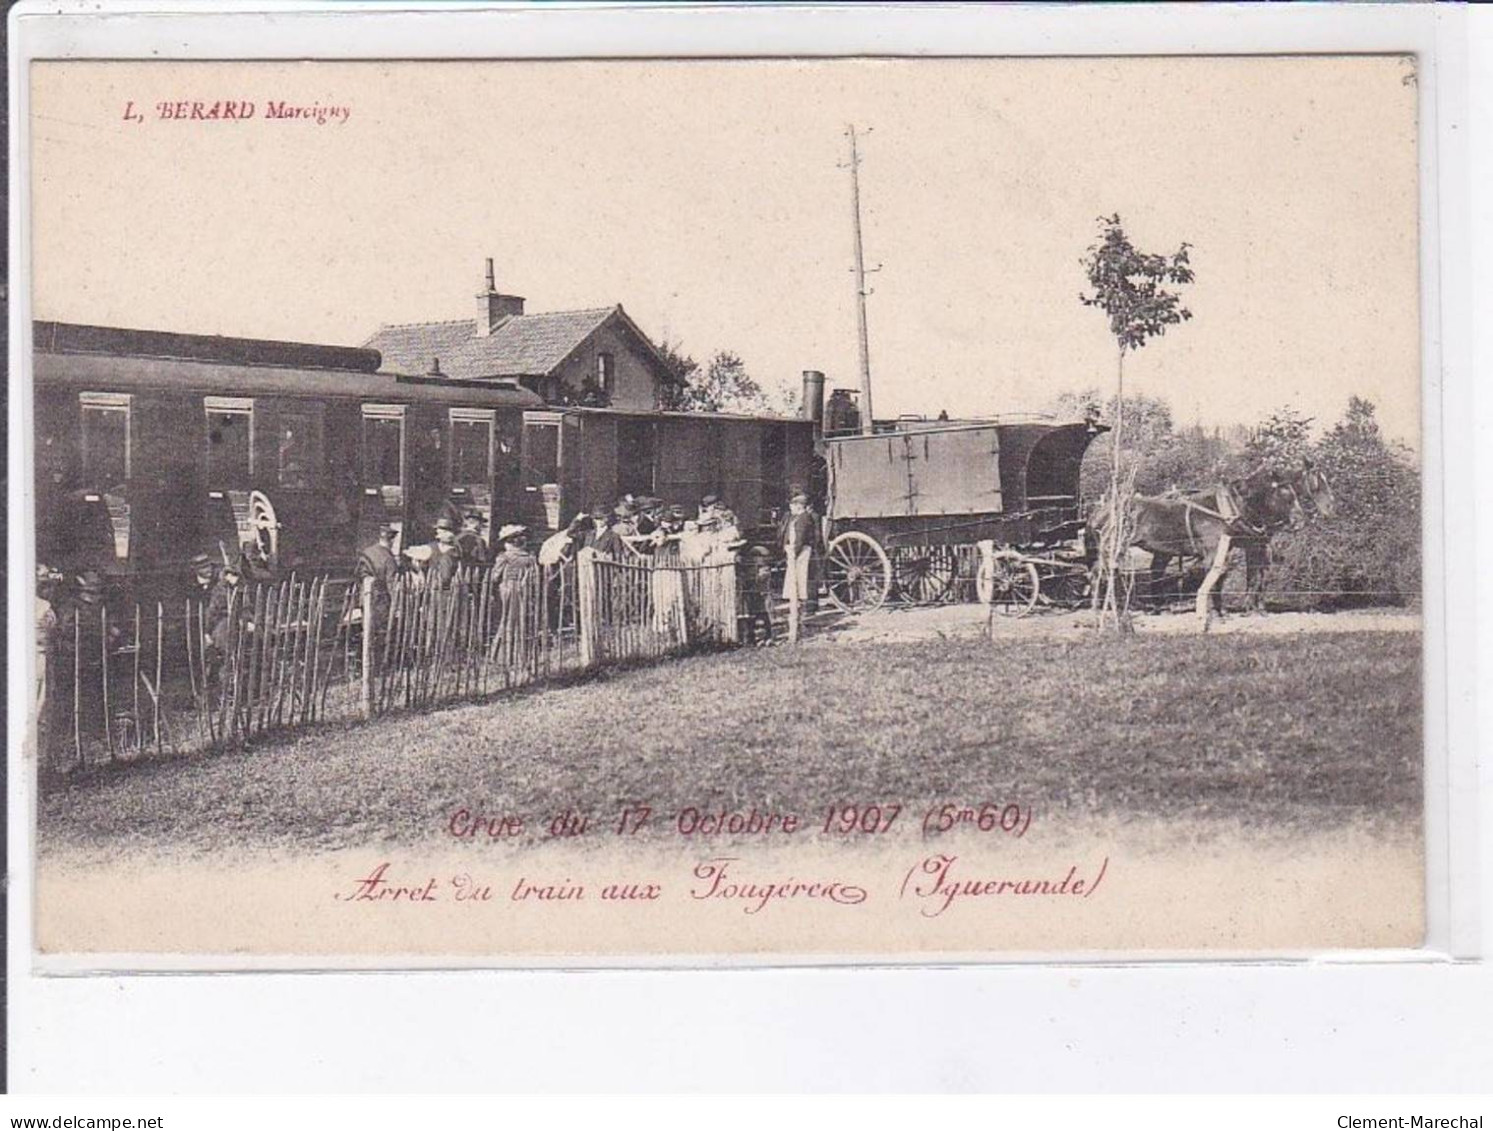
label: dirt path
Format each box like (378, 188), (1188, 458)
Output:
(807, 603), (1421, 646)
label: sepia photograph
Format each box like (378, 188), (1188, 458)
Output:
(21, 54), (1427, 961)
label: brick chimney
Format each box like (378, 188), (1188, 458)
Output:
(476, 257), (525, 335)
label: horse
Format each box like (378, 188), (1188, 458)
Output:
(1098, 463), (1312, 628)
(1181, 459), (1335, 612)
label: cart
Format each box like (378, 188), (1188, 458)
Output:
(819, 419), (1105, 614)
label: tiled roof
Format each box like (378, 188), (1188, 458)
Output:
(365, 307), (620, 381)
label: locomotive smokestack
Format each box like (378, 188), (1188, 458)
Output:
(801, 370), (825, 432)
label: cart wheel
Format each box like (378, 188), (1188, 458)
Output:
(825, 532), (892, 613)
(977, 549), (1041, 617)
(893, 546), (956, 605)
(1050, 568), (1093, 608)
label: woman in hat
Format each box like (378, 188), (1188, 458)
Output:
(428, 515), (462, 590)
(491, 523), (540, 672)
(648, 505), (690, 639)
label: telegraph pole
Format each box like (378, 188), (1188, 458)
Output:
(846, 124), (876, 435)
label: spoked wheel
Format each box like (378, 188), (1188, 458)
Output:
(1048, 566), (1093, 608)
(976, 548), (1041, 618)
(824, 531), (893, 613)
(892, 546), (957, 606)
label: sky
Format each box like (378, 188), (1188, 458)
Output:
(29, 56), (1420, 444)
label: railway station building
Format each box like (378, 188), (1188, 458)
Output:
(364, 259), (682, 412)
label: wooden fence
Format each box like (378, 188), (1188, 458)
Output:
(40, 552), (743, 770)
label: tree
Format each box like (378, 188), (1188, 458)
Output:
(661, 349), (772, 414)
(1078, 214), (1195, 626)
(656, 340), (701, 411)
(1246, 407), (1315, 467)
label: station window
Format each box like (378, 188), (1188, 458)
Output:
(597, 352), (616, 398)
(277, 405), (324, 489)
(79, 392), (131, 489)
(449, 408), (494, 486)
(361, 404), (405, 488)
(204, 396), (255, 487)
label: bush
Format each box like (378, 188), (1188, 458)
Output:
(1265, 398), (1420, 609)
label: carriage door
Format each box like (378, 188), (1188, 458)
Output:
(203, 396), (258, 561)
(521, 411), (563, 531)
(78, 391), (133, 564)
(360, 404), (406, 549)
(449, 408), (494, 541)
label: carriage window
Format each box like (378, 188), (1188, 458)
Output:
(277, 405), (323, 489)
(80, 392), (131, 487)
(204, 396), (254, 487)
(361, 405), (405, 488)
(617, 418), (656, 497)
(449, 409), (494, 486)
(523, 421), (560, 489)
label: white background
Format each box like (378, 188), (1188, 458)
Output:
(6, 2), (1490, 1093)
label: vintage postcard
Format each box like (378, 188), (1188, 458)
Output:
(21, 53), (1429, 964)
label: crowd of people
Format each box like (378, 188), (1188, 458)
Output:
(33, 488), (822, 768)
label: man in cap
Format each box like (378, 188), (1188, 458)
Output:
(428, 515), (462, 589)
(205, 555), (253, 680)
(456, 511), (490, 569)
(633, 497), (663, 538)
(189, 553), (218, 602)
(239, 539), (277, 586)
(575, 503), (612, 552)
(55, 570), (118, 759)
(781, 490), (819, 612)
(592, 502), (634, 560)
(699, 494), (720, 525)
(357, 523), (403, 632)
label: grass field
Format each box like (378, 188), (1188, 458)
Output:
(37, 629), (1422, 856)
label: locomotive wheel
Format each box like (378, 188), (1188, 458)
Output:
(976, 549), (1041, 617)
(893, 546), (957, 606)
(824, 532), (892, 613)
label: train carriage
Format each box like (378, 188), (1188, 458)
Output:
(33, 322), (815, 601)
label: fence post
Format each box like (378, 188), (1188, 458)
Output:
(576, 549), (598, 669)
(360, 576), (375, 719)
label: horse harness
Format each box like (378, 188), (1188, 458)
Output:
(1178, 484), (1269, 558)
